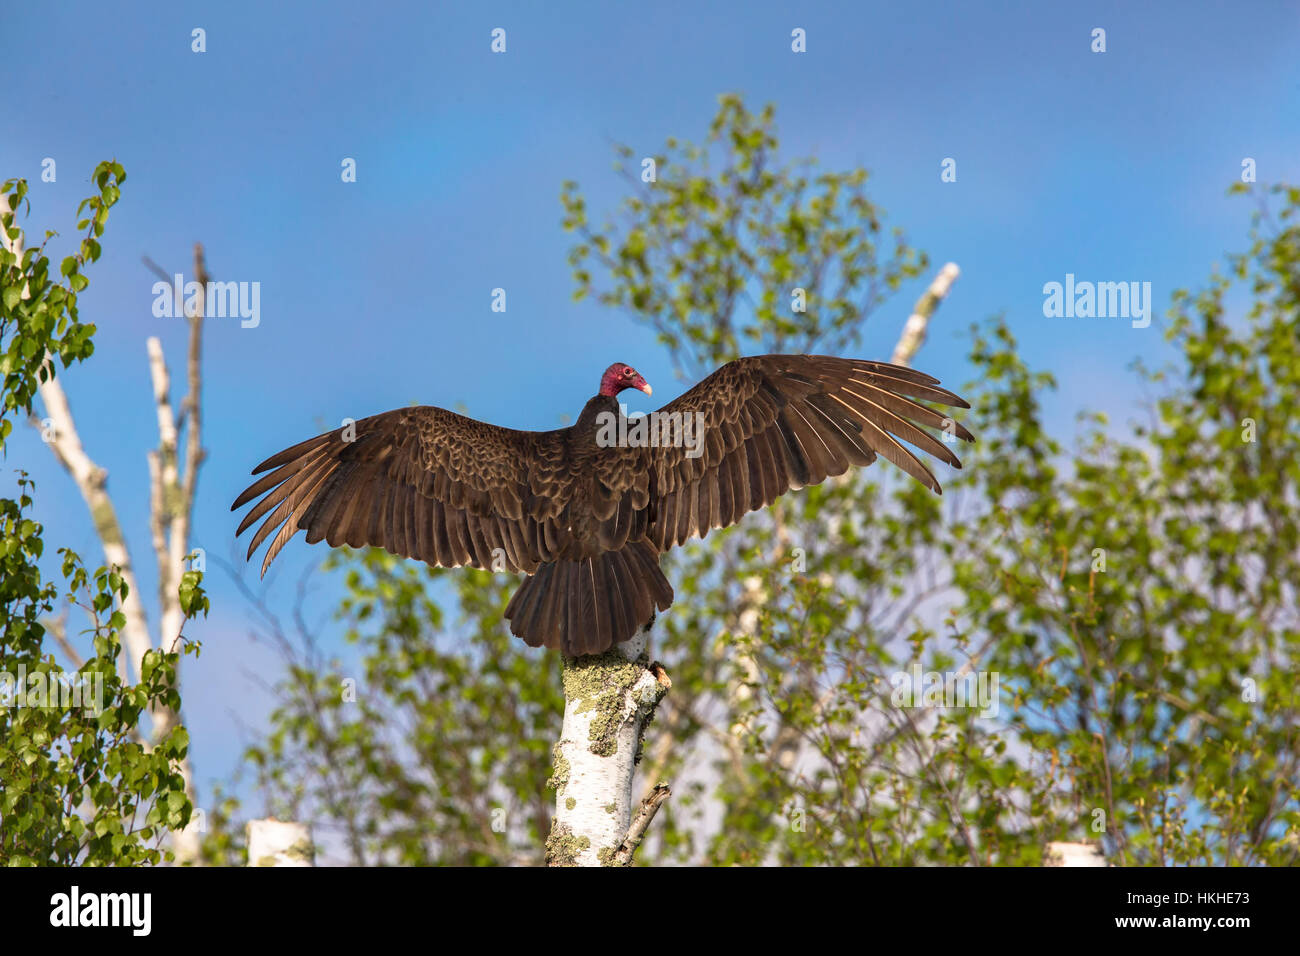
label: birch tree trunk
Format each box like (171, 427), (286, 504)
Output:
(545, 631), (671, 866)
(1045, 842), (1107, 866)
(891, 262), (961, 367)
(247, 819), (315, 867)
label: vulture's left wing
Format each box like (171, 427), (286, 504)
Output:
(642, 355), (974, 549)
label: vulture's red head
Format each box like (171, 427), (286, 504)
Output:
(599, 363), (652, 398)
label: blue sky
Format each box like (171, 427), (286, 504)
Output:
(4, 1), (1298, 808)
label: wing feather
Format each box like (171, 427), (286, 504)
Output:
(232, 406), (568, 577)
(645, 354), (972, 549)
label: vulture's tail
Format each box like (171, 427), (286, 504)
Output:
(505, 539), (673, 657)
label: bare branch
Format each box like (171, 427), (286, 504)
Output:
(177, 243), (207, 554)
(140, 255), (171, 285)
(612, 784), (671, 866)
(42, 613), (84, 670)
(148, 242), (206, 655)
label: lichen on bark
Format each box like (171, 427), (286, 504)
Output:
(544, 821), (591, 867)
(547, 741), (571, 794)
(563, 649), (643, 758)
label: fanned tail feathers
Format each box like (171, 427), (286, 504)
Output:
(504, 539), (673, 656)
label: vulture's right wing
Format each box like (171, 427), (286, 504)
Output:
(643, 354), (974, 549)
(232, 407), (572, 576)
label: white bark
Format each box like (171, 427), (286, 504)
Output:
(547, 632), (671, 866)
(890, 262), (961, 367)
(34, 373), (158, 678)
(1045, 841), (1107, 866)
(726, 575), (764, 731)
(146, 337), (185, 676)
(247, 819), (315, 867)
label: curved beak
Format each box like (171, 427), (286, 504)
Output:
(633, 376), (652, 396)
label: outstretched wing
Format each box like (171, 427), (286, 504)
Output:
(232, 407), (573, 576)
(642, 354), (974, 549)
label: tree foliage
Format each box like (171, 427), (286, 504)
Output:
(228, 554), (560, 865)
(0, 166), (203, 865)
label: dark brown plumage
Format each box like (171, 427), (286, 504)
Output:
(232, 355), (973, 656)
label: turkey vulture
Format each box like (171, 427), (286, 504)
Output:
(232, 355), (973, 656)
